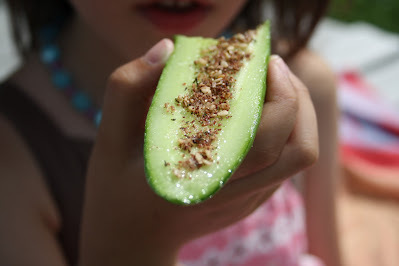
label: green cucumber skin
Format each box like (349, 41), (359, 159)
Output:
(144, 21), (271, 205)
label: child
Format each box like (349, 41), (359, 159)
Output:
(0, 0), (341, 265)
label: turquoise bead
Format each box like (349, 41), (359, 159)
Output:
(72, 92), (91, 111)
(94, 110), (102, 127)
(39, 27), (103, 127)
(41, 44), (60, 64)
(52, 70), (71, 89)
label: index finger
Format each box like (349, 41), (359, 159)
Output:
(96, 39), (174, 160)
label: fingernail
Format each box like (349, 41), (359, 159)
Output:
(144, 39), (174, 65)
(271, 55), (289, 76)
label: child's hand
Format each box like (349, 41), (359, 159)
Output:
(79, 40), (318, 266)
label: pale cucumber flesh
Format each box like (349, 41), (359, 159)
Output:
(144, 21), (270, 205)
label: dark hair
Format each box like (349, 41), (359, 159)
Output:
(236, 0), (330, 58)
(5, 0), (330, 59)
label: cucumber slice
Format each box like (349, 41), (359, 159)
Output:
(145, 21), (271, 205)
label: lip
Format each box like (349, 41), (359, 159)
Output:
(136, 0), (212, 34)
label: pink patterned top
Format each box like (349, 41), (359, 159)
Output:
(178, 181), (324, 266)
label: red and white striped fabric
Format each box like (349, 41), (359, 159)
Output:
(339, 71), (399, 154)
(339, 71), (399, 198)
(178, 182), (324, 266)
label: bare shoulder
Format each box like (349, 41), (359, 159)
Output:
(288, 49), (337, 105)
(0, 115), (60, 231)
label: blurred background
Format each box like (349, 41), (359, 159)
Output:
(313, 1), (399, 266)
(330, 0), (399, 33)
(312, 0), (399, 108)
(0, 0), (398, 265)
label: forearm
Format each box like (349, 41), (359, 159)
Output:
(304, 158), (341, 266)
(78, 191), (182, 266)
(79, 227), (181, 266)
(303, 91), (342, 266)
(288, 49), (343, 266)
(79, 248), (180, 266)
(78, 167), (182, 266)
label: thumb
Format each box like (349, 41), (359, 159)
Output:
(97, 39), (174, 159)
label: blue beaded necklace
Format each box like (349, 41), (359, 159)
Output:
(39, 24), (102, 127)
(38, 23), (234, 128)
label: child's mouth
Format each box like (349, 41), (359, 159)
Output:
(136, 0), (212, 34)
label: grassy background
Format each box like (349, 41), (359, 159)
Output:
(329, 0), (399, 33)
